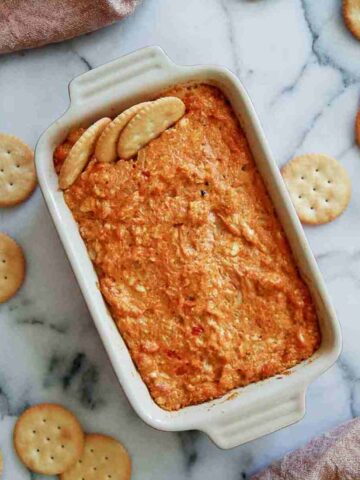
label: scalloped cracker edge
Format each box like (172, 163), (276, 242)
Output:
(281, 153), (351, 225)
(59, 117), (111, 189)
(95, 102), (151, 163)
(13, 403), (84, 475)
(0, 233), (25, 303)
(343, 0), (360, 40)
(0, 133), (36, 207)
(60, 433), (131, 480)
(118, 97), (186, 159)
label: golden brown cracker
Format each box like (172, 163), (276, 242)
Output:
(61, 433), (131, 480)
(0, 233), (25, 303)
(282, 154), (351, 224)
(0, 134), (36, 207)
(59, 118), (111, 189)
(118, 96), (186, 159)
(95, 102), (150, 163)
(14, 403), (84, 475)
(343, 0), (360, 40)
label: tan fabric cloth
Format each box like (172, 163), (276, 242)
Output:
(0, 0), (141, 54)
(252, 418), (360, 480)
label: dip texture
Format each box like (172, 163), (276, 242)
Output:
(55, 84), (321, 410)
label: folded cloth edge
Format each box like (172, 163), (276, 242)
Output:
(252, 417), (360, 480)
(0, 0), (142, 54)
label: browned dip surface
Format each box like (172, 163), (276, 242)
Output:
(55, 84), (321, 411)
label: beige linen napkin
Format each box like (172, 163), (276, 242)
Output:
(0, 0), (141, 54)
(252, 418), (360, 480)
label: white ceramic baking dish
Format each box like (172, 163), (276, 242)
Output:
(35, 46), (341, 449)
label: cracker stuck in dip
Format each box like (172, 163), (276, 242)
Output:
(54, 84), (321, 411)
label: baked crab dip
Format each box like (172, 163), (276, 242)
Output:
(54, 84), (321, 411)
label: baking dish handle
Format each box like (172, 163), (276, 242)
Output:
(68, 46), (178, 107)
(203, 388), (306, 449)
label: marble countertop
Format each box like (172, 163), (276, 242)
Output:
(1, 0), (360, 478)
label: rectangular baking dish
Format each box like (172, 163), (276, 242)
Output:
(35, 46), (341, 449)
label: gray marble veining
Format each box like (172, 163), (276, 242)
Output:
(0, 0), (359, 478)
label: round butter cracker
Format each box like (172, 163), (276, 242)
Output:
(0, 133), (36, 207)
(118, 96), (186, 159)
(60, 433), (131, 480)
(14, 403), (84, 475)
(59, 117), (111, 189)
(95, 102), (150, 163)
(281, 154), (351, 225)
(0, 233), (25, 303)
(343, 0), (360, 40)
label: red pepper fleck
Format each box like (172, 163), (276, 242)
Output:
(192, 326), (204, 335)
(142, 171), (151, 178)
(167, 350), (181, 359)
